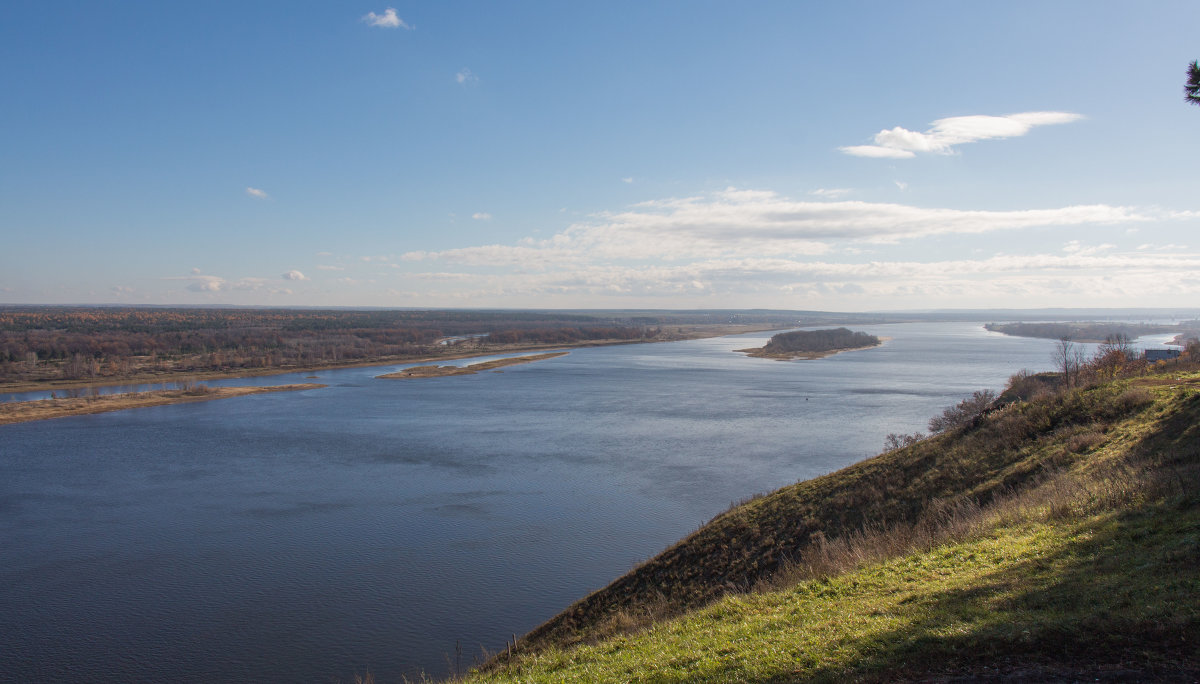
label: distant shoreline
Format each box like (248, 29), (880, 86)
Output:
(0, 383), (325, 425)
(377, 352), (569, 378)
(735, 338), (887, 360)
(0, 324), (781, 395)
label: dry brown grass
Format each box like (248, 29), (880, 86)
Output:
(759, 418), (1199, 593)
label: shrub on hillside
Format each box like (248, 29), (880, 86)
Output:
(929, 390), (996, 433)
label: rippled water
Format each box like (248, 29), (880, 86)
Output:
(0, 323), (1090, 682)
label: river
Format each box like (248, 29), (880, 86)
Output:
(0, 322), (1106, 681)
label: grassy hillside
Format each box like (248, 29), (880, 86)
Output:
(462, 362), (1200, 682)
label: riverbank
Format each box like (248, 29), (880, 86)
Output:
(0, 324), (781, 395)
(0, 383), (326, 425)
(377, 352), (569, 379)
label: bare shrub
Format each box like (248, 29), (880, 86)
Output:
(883, 432), (925, 451)
(929, 390), (997, 433)
(178, 379), (213, 395)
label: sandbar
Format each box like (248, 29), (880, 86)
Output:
(377, 352), (569, 379)
(0, 383), (326, 425)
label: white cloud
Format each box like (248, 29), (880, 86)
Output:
(387, 249), (1200, 307)
(456, 68), (478, 84)
(184, 275), (226, 292)
(362, 8), (410, 29)
(839, 145), (915, 159)
(840, 111), (1083, 158)
(1062, 241), (1115, 256)
(810, 188), (852, 198)
(170, 273), (280, 294)
(557, 188), (1146, 258)
(282, 270), (308, 281)
(246, 187), (269, 199)
(894, 181), (908, 191)
(472, 212), (493, 220)
(316, 264), (344, 271)
(402, 189), (1158, 271)
(378, 185), (1200, 307)
(622, 177), (634, 184)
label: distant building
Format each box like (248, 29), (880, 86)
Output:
(1145, 349), (1181, 362)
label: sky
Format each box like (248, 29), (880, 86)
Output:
(2, 1), (1198, 311)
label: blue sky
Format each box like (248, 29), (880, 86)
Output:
(2, 1), (1198, 310)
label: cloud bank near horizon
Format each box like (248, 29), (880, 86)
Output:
(99, 187), (1198, 310)
(368, 188), (1195, 308)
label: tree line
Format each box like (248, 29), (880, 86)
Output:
(0, 307), (662, 383)
(762, 328), (880, 354)
(983, 321), (1184, 342)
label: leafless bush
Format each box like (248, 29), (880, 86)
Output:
(929, 389), (997, 433)
(178, 379), (213, 395)
(883, 432), (926, 451)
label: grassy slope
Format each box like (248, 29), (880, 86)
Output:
(468, 366), (1200, 682)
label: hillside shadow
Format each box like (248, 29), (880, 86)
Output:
(773, 401), (1200, 683)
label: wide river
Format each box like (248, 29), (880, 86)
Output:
(0, 322), (1115, 682)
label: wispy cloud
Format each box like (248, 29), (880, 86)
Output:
(555, 187), (1146, 259)
(472, 212), (492, 220)
(170, 272), (293, 294)
(810, 188), (852, 198)
(1062, 240), (1115, 256)
(840, 111), (1083, 158)
(403, 188), (1152, 269)
(362, 8), (410, 29)
(316, 264), (344, 271)
(381, 186), (1200, 307)
(456, 68), (478, 84)
(282, 270), (308, 281)
(245, 187), (269, 199)
(181, 275), (226, 292)
(622, 177), (634, 184)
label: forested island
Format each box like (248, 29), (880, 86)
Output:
(737, 327), (882, 359)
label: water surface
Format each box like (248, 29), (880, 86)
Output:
(0, 322), (1079, 682)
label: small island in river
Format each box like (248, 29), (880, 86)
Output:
(0, 383), (326, 425)
(377, 351), (569, 379)
(736, 327), (882, 360)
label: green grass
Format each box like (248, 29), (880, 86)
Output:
(460, 364), (1200, 682)
(479, 504), (1197, 682)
